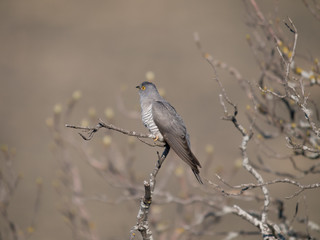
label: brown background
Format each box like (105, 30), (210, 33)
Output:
(1, 1), (320, 239)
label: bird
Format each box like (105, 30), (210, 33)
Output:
(136, 81), (203, 184)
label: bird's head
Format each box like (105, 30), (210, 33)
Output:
(136, 81), (160, 99)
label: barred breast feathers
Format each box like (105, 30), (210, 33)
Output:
(141, 103), (163, 139)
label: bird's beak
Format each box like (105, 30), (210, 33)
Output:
(136, 85), (140, 89)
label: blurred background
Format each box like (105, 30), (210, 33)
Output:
(1, 0), (320, 239)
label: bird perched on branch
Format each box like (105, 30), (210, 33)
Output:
(136, 81), (203, 184)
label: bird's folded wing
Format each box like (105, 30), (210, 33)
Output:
(152, 101), (201, 169)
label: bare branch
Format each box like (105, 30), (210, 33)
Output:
(130, 146), (170, 239)
(215, 175), (320, 199)
(196, 32), (275, 236)
(66, 119), (165, 147)
(233, 205), (278, 240)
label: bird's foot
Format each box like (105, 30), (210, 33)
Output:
(153, 136), (159, 142)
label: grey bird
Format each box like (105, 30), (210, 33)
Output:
(136, 81), (203, 184)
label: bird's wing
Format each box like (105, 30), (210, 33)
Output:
(152, 101), (201, 170)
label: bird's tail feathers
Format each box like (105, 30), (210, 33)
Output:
(192, 169), (203, 184)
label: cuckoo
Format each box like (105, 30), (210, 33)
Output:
(136, 81), (203, 184)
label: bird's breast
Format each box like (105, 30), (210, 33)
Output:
(141, 104), (164, 141)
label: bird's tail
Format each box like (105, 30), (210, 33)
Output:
(192, 169), (203, 184)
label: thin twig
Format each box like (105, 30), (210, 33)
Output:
(66, 119), (165, 147)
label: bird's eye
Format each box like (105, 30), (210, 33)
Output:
(141, 86), (146, 90)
